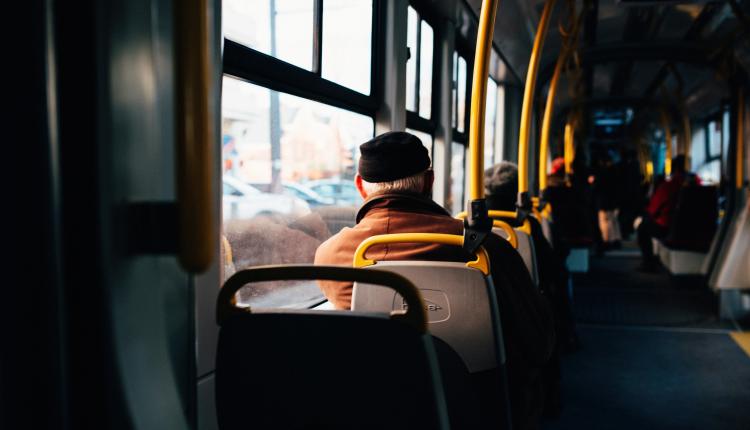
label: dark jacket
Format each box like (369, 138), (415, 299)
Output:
(314, 191), (555, 429)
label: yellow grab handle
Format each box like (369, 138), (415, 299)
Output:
(468, 0), (501, 200)
(175, 0), (216, 272)
(353, 233), (490, 276)
(492, 220), (519, 249)
(457, 210), (532, 240)
(518, 0), (557, 195)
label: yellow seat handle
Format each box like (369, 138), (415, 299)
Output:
(491, 220), (519, 249)
(353, 233), (490, 276)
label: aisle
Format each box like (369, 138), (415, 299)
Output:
(545, 251), (750, 430)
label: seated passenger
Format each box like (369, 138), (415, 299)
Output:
(315, 131), (555, 429)
(485, 161), (578, 417)
(636, 155), (692, 270)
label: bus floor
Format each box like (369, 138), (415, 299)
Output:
(545, 242), (750, 430)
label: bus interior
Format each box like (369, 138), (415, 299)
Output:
(10, 0), (750, 429)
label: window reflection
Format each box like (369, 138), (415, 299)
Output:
(221, 76), (373, 307)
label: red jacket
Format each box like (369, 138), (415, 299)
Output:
(647, 173), (686, 227)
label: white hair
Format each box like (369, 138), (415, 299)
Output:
(361, 171), (428, 195)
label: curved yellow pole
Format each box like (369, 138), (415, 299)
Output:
(540, 10), (583, 194)
(737, 89), (745, 190)
(539, 54), (564, 193)
(660, 108), (672, 176)
(468, 0), (501, 200)
(518, 0), (557, 196)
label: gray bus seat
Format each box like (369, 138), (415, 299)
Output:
(354, 261), (504, 373)
(352, 259), (512, 429)
(494, 227), (540, 287)
(216, 265), (452, 430)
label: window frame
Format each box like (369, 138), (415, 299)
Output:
(223, 0), (382, 117)
(404, 1), (440, 156)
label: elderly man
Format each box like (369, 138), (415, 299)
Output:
(315, 131), (554, 429)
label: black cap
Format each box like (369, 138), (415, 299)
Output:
(358, 131), (430, 182)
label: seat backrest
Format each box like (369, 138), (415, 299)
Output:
(216, 311), (448, 430)
(216, 265), (450, 430)
(353, 262), (504, 374)
(493, 227), (539, 287)
(666, 185), (718, 252)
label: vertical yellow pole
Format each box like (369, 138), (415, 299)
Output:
(737, 90), (745, 190)
(564, 118), (575, 174)
(468, 0), (501, 200)
(518, 0), (557, 196)
(681, 107), (691, 171)
(660, 109), (672, 176)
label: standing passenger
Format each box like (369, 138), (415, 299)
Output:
(314, 131), (554, 429)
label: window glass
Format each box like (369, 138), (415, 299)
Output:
(405, 6), (418, 112)
(457, 56), (467, 133)
(452, 52), (458, 130)
(221, 76), (373, 307)
(484, 78), (498, 168)
(697, 159), (721, 184)
(223, 0), (314, 71)
(708, 120), (721, 157)
(419, 21), (434, 119)
(495, 85), (506, 161)
(690, 126), (706, 170)
(322, 0), (372, 94)
(722, 108), (731, 174)
(450, 142), (466, 214)
(406, 128), (434, 161)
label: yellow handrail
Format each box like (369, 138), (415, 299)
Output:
(491, 220), (519, 249)
(353, 233), (490, 276)
(175, 0), (216, 272)
(539, 9), (583, 194)
(680, 105), (691, 171)
(660, 108), (673, 176)
(457, 210), (533, 236)
(564, 118), (575, 175)
(518, 0), (557, 196)
(737, 89), (745, 190)
(468, 0), (501, 200)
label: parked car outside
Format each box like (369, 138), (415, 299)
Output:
(304, 179), (362, 207)
(223, 176), (310, 220)
(282, 183), (335, 207)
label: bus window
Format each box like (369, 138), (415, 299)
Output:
(322, 0), (373, 94)
(452, 52), (466, 133)
(221, 76), (373, 307)
(223, 0), (314, 71)
(405, 5), (434, 119)
(450, 142), (466, 214)
(485, 78), (498, 168)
